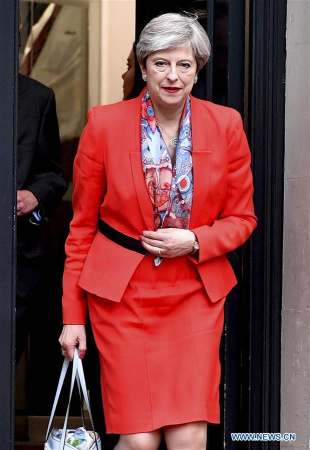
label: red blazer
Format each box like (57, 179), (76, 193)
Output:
(62, 93), (257, 324)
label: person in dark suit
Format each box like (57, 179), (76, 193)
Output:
(16, 73), (68, 363)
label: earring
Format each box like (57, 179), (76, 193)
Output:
(142, 73), (147, 82)
(194, 75), (198, 84)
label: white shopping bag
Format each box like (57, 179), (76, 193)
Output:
(44, 348), (101, 449)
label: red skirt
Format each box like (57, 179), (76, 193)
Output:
(87, 254), (226, 434)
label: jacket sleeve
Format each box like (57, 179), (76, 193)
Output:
(62, 108), (107, 324)
(25, 89), (68, 218)
(190, 109), (257, 263)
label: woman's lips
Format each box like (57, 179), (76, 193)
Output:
(163, 87), (182, 93)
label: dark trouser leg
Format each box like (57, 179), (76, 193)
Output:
(16, 254), (43, 364)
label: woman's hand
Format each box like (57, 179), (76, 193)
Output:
(58, 325), (87, 361)
(140, 228), (196, 259)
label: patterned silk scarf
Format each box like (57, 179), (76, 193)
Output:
(141, 88), (193, 234)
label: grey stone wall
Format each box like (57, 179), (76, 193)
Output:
(281, 1), (310, 448)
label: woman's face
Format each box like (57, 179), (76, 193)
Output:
(142, 45), (197, 111)
(122, 48), (135, 100)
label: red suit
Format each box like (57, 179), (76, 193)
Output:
(62, 92), (257, 433)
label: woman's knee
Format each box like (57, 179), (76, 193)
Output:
(163, 421), (207, 450)
(116, 430), (162, 450)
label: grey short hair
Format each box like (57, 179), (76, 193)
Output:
(136, 12), (211, 71)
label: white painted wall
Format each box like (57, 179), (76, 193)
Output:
(281, 1), (310, 448)
(100, 0), (135, 105)
(21, 0), (136, 107)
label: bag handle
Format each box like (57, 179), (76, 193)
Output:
(59, 350), (81, 449)
(45, 355), (71, 442)
(76, 371), (87, 429)
(75, 356), (100, 449)
(45, 348), (99, 449)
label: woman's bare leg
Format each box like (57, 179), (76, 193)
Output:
(163, 421), (207, 450)
(114, 429), (162, 450)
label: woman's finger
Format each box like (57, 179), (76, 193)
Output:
(154, 228), (176, 233)
(61, 345), (75, 361)
(141, 240), (164, 256)
(140, 236), (164, 248)
(78, 336), (87, 359)
(67, 348), (76, 361)
(61, 347), (68, 357)
(142, 230), (165, 240)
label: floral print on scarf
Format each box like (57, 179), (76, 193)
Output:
(141, 89), (193, 231)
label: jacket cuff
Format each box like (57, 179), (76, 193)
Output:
(62, 273), (88, 325)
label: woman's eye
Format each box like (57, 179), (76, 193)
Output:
(181, 63), (191, 69)
(155, 61), (166, 67)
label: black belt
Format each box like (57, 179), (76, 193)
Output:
(98, 219), (147, 255)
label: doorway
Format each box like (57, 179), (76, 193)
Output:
(0, 0), (285, 448)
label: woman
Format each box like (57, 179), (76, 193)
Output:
(121, 43), (144, 101)
(59, 12), (257, 450)
(122, 46), (136, 100)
